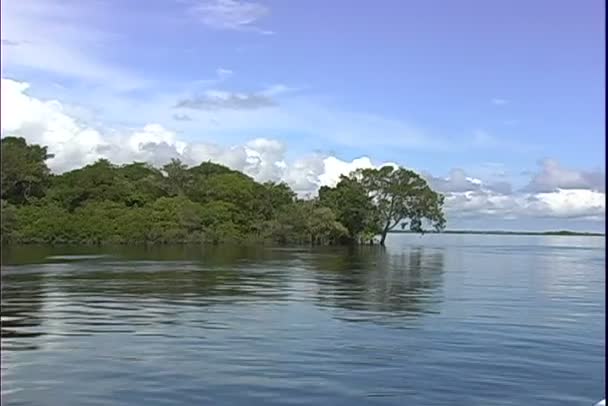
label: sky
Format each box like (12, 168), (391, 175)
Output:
(1, 0), (605, 231)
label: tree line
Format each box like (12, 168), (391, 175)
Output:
(1, 137), (446, 246)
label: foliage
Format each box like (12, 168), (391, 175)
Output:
(1, 200), (17, 243)
(0, 139), (445, 245)
(353, 165), (446, 245)
(1, 137), (53, 204)
(162, 159), (192, 197)
(319, 175), (378, 242)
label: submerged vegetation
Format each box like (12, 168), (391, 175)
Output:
(1, 137), (445, 246)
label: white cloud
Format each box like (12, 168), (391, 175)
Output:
(319, 157), (397, 188)
(243, 138), (289, 183)
(492, 98), (508, 105)
(259, 84), (298, 97)
(0, 78), (375, 193)
(175, 90), (277, 110)
(533, 189), (605, 218)
(426, 166), (604, 221)
(437, 170), (605, 221)
(173, 83), (296, 111)
(1, 78), (106, 171)
(444, 189), (605, 220)
(189, 0), (273, 34)
(525, 159), (605, 193)
(2, 77), (605, 223)
(30, 78), (450, 153)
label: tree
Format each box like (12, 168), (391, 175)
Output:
(2, 138), (448, 246)
(161, 159), (192, 197)
(1, 200), (17, 243)
(307, 206), (349, 245)
(117, 162), (166, 207)
(48, 159), (130, 211)
(199, 201), (242, 244)
(189, 161), (238, 178)
(1, 137), (53, 204)
(319, 175), (376, 243)
(255, 181), (296, 221)
(354, 166), (446, 246)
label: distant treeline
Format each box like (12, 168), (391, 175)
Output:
(1, 137), (445, 245)
(390, 230), (605, 237)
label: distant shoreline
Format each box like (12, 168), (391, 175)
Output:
(390, 230), (605, 237)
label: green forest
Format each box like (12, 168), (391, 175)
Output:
(1, 137), (446, 246)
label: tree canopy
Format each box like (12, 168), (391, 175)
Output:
(0, 138), (446, 245)
(353, 166), (446, 245)
(1, 137), (53, 205)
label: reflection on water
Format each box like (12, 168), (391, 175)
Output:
(1, 245), (445, 344)
(310, 247), (444, 322)
(1, 235), (605, 405)
(1, 271), (46, 348)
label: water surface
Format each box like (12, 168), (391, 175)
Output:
(1, 234), (605, 405)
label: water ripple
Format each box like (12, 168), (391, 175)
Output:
(1, 235), (604, 405)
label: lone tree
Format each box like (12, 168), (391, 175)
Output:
(353, 165), (446, 246)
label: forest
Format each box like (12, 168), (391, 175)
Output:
(1, 137), (446, 246)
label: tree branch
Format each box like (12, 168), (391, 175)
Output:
(388, 216), (403, 230)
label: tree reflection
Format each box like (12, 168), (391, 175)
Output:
(2, 244), (446, 346)
(25, 246), (296, 300)
(1, 270), (46, 350)
(1, 245), (299, 346)
(309, 246), (445, 321)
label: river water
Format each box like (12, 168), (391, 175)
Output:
(1, 234), (605, 405)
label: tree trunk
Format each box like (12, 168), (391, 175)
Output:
(379, 230), (388, 246)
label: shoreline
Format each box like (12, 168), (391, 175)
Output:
(3, 230), (604, 247)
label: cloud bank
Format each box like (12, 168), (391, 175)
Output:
(1, 77), (605, 224)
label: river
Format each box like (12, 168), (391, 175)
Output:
(1, 234), (605, 405)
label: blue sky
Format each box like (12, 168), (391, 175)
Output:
(1, 0), (605, 231)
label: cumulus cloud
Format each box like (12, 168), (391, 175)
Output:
(0, 77), (382, 194)
(423, 166), (604, 221)
(2, 77), (605, 223)
(444, 188), (605, 221)
(1, 78), (107, 171)
(423, 168), (513, 195)
(320, 157), (382, 187)
(533, 189), (605, 219)
(175, 90), (276, 111)
(189, 0), (273, 34)
(524, 159), (605, 193)
(486, 181), (512, 195)
(424, 168), (482, 193)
